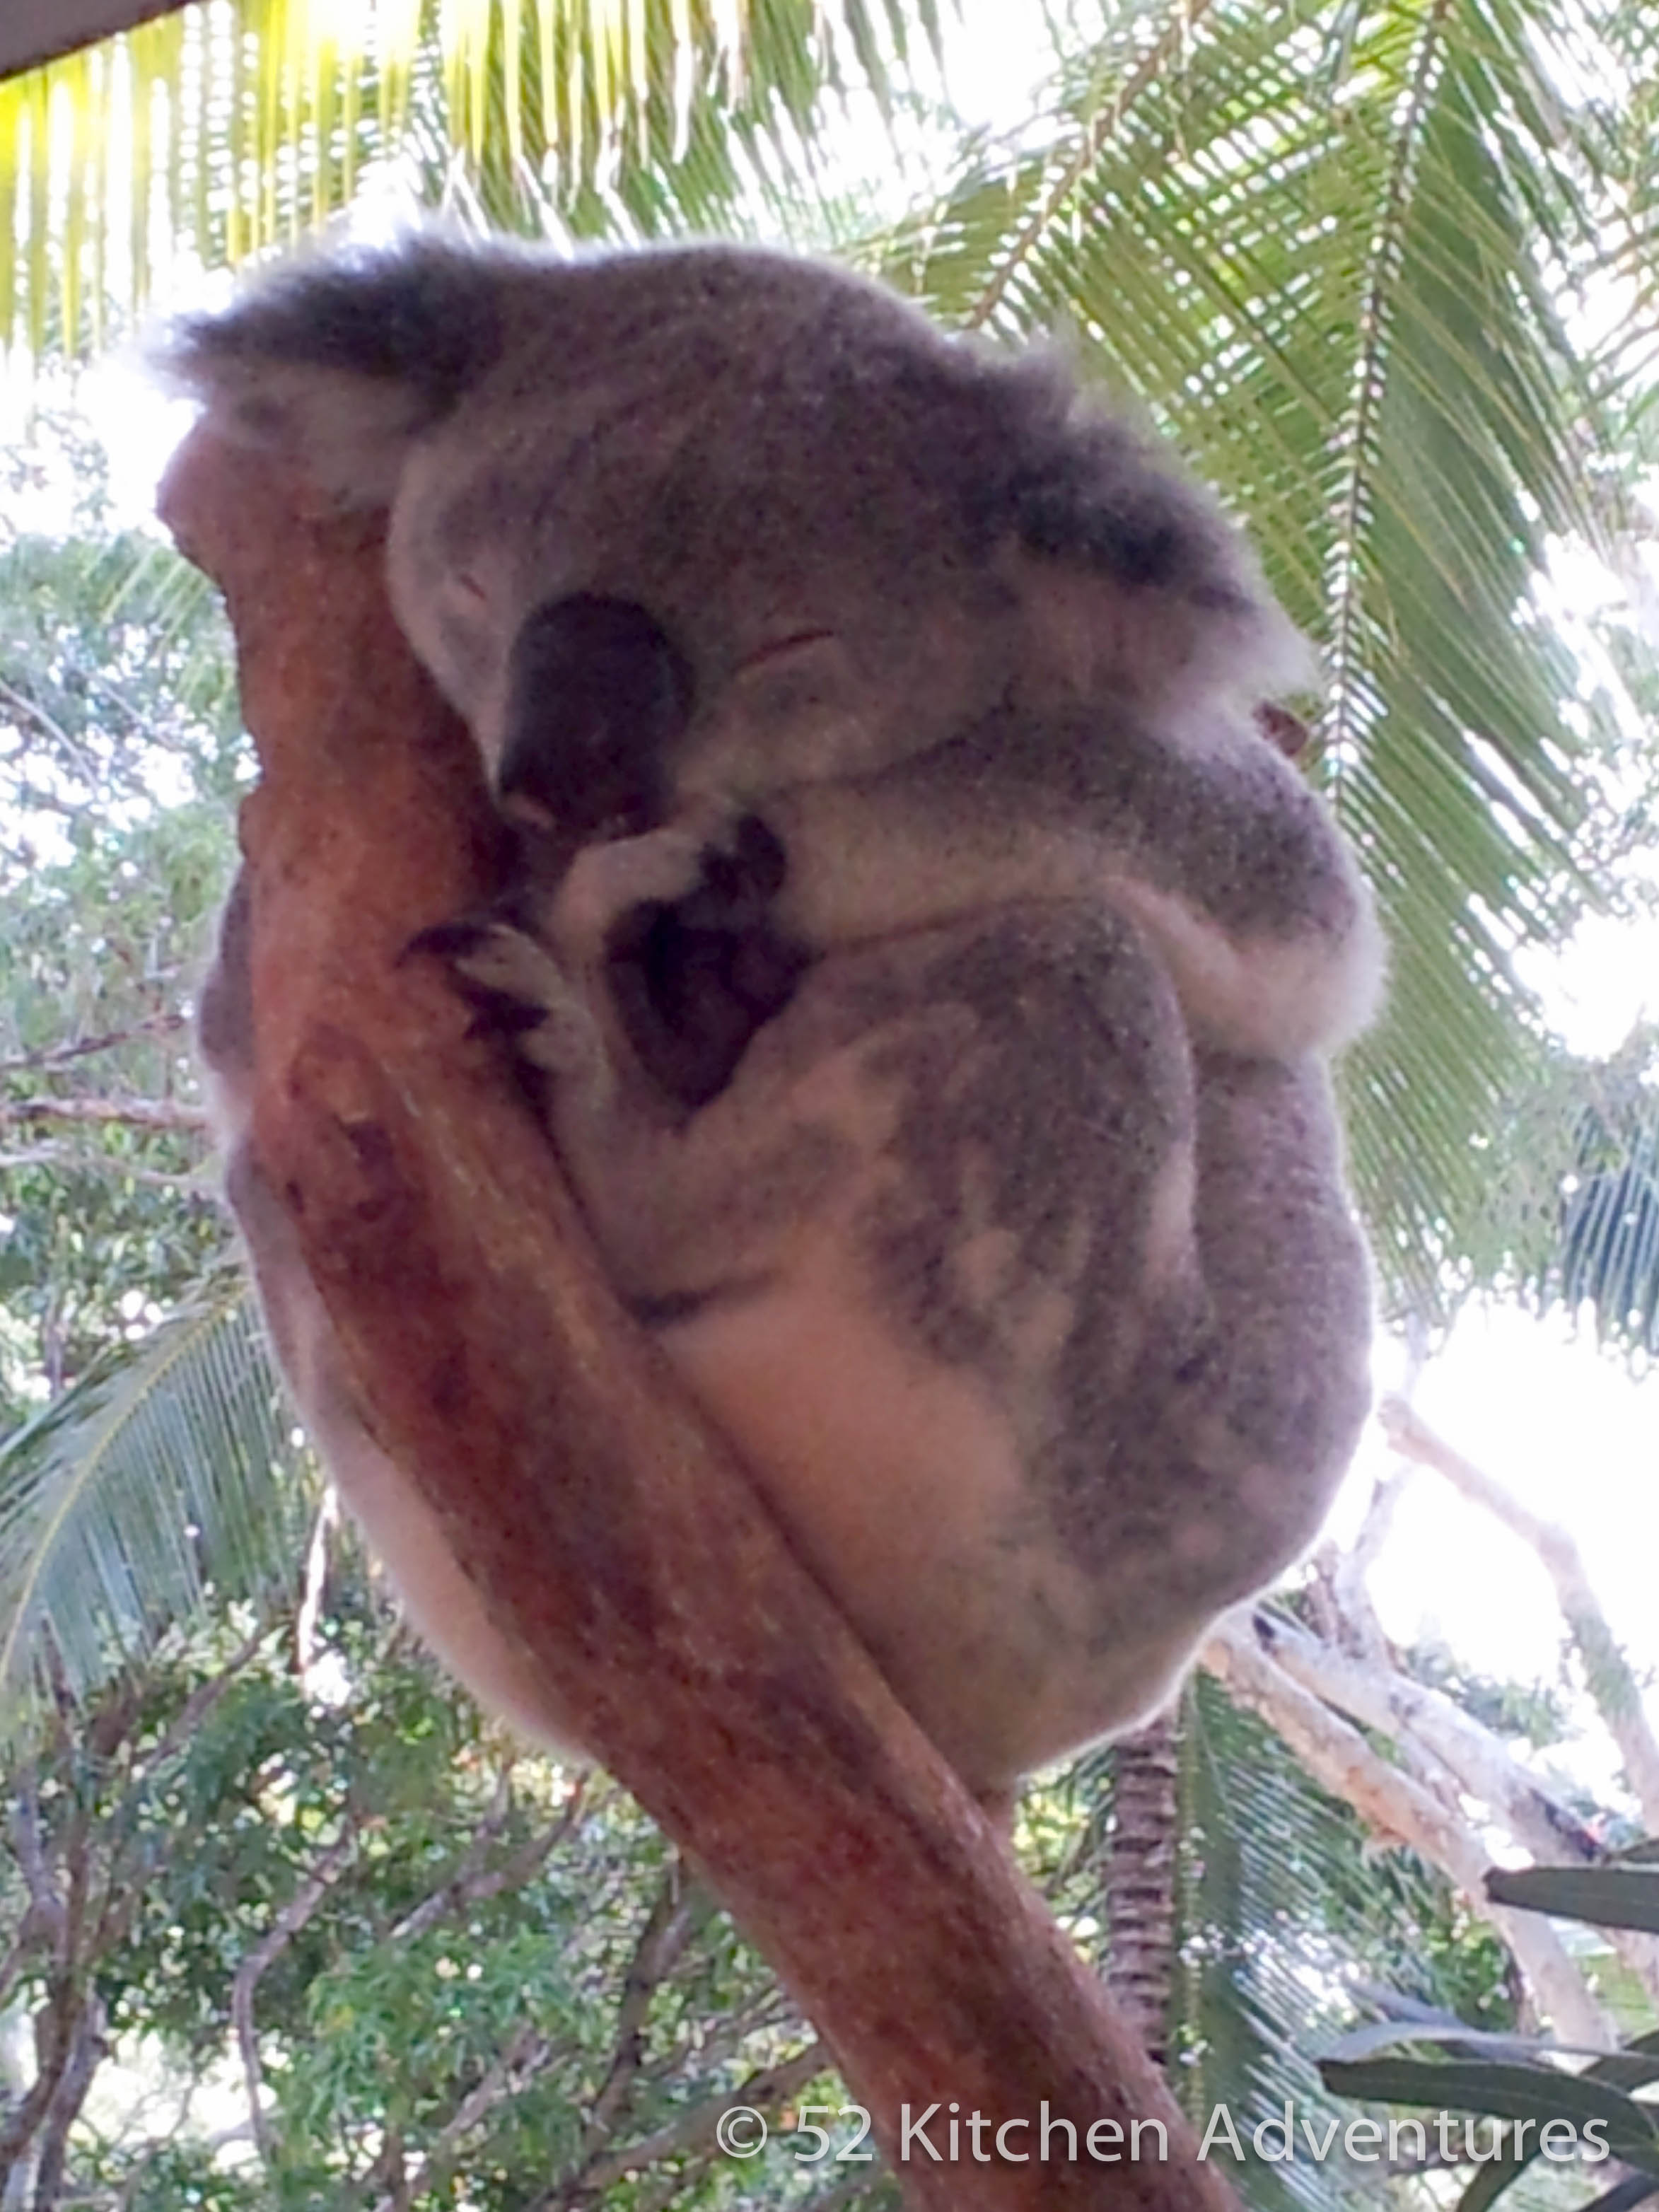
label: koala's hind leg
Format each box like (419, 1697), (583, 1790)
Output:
(576, 903), (1369, 1789)
(1042, 1044), (1373, 1738)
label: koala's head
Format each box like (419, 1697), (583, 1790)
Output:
(167, 230), (1312, 843)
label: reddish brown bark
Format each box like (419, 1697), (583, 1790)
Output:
(160, 426), (1241, 2212)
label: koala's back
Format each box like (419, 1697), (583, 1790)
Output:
(542, 883), (1370, 1792)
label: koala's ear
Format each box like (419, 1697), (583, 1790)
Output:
(159, 235), (506, 507)
(984, 352), (1316, 712)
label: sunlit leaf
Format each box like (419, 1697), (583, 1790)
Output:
(0, 1276), (313, 1735)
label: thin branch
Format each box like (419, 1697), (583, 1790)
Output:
(561, 2041), (830, 2199)
(388, 1777), (588, 1943)
(0, 1145), (209, 1190)
(1256, 1608), (1601, 1864)
(1248, 1607), (1659, 2008)
(0, 1013), (190, 1077)
(0, 1095), (208, 1131)
(110, 1624), (272, 1831)
(231, 1825), (357, 2165)
(637, 1990), (805, 2092)
(1332, 1463), (1409, 1663)
(1204, 1613), (1613, 2047)
(8, 1765), (62, 1931)
(0, 781), (91, 822)
(368, 2020), (554, 2212)
(0, 1767), (97, 2189)
(1382, 1396), (1659, 1832)
(294, 1492), (337, 1692)
(0, 675), (81, 761)
(566, 1870), (700, 2177)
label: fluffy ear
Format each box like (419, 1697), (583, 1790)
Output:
(984, 353), (1317, 714)
(158, 234), (506, 507)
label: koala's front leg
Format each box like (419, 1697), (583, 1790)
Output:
(417, 906), (615, 1105)
(400, 809), (723, 1100)
(426, 810), (810, 1116)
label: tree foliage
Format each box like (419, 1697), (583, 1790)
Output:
(861, 0), (1659, 1316)
(0, 0), (941, 351)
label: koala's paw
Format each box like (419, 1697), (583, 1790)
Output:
(677, 812), (790, 930)
(550, 825), (713, 955)
(550, 807), (788, 956)
(408, 912), (605, 1084)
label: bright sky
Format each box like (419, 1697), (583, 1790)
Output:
(1348, 1312), (1656, 1687)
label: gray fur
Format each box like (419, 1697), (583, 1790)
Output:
(185, 231), (1378, 1797)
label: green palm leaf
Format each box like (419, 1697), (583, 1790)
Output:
(866, 0), (1644, 1314)
(1546, 1077), (1659, 1361)
(0, 1274), (313, 1735)
(0, 0), (943, 349)
(1177, 1674), (1513, 2209)
(1458, 1029), (1659, 1361)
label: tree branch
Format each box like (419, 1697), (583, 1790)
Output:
(32, 1988), (107, 2208)
(554, 2039), (830, 2202)
(231, 1825), (357, 2165)
(387, 1775), (586, 1941)
(1, 1095), (207, 1131)
(0, 1012), (190, 1076)
(369, 2021), (554, 2212)
(160, 427), (1240, 2212)
(1255, 1608), (1601, 1865)
(1381, 1396), (1659, 1832)
(1203, 1615), (1614, 2047)
(0, 1144), (208, 1189)
(1245, 1607), (1659, 2009)
(568, 1869), (700, 2175)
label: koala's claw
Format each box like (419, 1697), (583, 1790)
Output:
(462, 992), (549, 1044)
(412, 912), (605, 1083)
(403, 914), (501, 964)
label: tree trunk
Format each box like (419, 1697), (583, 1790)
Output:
(159, 426), (1243, 2212)
(1105, 1713), (1182, 2072)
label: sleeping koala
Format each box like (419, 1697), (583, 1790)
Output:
(179, 231), (1378, 1800)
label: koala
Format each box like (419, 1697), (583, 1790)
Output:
(177, 231), (1379, 1800)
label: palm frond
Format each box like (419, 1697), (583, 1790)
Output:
(1177, 1673), (1516, 2208)
(868, 0), (1649, 1316)
(0, 0), (943, 349)
(0, 1272), (313, 1734)
(1458, 1026), (1659, 1364)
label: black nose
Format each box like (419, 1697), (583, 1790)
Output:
(497, 593), (694, 838)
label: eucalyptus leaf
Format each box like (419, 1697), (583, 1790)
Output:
(1319, 2056), (1659, 2177)
(1485, 1865), (1659, 1935)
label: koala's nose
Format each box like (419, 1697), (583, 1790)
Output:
(497, 593), (694, 840)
